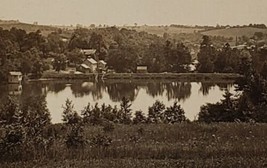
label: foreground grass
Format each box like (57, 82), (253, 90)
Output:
(1, 123), (267, 167)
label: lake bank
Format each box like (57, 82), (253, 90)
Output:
(38, 72), (242, 82)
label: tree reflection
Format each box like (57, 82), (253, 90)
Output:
(70, 81), (105, 100)
(199, 82), (234, 96)
(47, 83), (66, 94)
(217, 83), (234, 91)
(165, 82), (192, 101)
(106, 82), (138, 102)
(146, 82), (165, 97)
(199, 82), (216, 96)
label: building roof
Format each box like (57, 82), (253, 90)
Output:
(80, 64), (90, 69)
(137, 66), (147, 70)
(9, 71), (22, 76)
(98, 60), (107, 65)
(87, 58), (97, 64)
(81, 49), (96, 55)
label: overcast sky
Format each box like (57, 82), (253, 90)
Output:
(0, 0), (266, 26)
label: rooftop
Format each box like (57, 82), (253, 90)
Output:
(87, 58), (97, 64)
(9, 71), (22, 76)
(81, 64), (90, 69)
(99, 60), (107, 65)
(81, 49), (96, 55)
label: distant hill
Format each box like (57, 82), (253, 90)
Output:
(129, 26), (204, 37)
(201, 27), (267, 38)
(0, 20), (58, 36)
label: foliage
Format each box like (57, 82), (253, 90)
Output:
(119, 97), (132, 124)
(147, 101), (165, 123)
(90, 134), (112, 148)
(133, 111), (147, 124)
(0, 96), (53, 161)
(163, 102), (186, 123)
(62, 99), (81, 125)
(65, 123), (86, 149)
(197, 35), (216, 72)
(198, 91), (237, 122)
(0, 96), (21, 126)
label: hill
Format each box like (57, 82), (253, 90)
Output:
(129, 25), (204, 37)
(201, 27), (267, 38)
(0, 20), (58, 36)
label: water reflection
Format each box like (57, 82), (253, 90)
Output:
(106, 82), (138, 102)
(165, 82), (191, 101)
(0, 80), (236, 123)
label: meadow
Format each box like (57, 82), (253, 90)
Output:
(1, 123), (266, 168)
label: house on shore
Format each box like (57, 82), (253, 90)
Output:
(136, 66), (148, 73)
(98, 60), (107, 73)
(8, 71), (22, 84)
(78, 58), (98, 73)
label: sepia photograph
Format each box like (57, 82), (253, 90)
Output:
(0, 0), (267, 167)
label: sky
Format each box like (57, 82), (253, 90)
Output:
(0, 0), (266, 26)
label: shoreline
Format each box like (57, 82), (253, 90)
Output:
(28, 72), (242, 82)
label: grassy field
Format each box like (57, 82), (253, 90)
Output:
(201, 27), (267, 38)
(1, 123), (266, 167)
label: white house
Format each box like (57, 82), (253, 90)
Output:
(78, 58), (98, 73)
(8, 71), (22, 84)
(98, 60), (107, 73)
(136, 66), (148, 73)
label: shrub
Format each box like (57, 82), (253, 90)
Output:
(198, 91), (237, 122)
(81, 103), (103, 125)
(65, 124), (86, 149)
(90, 134), (112, 147)
(0, 96), (21, 126)
(102, 121), (115, 133)
(62, 99), (81, 125)
(147, 100), (165, 123)
(163, 102), (186, 123)
(133, 111), (147, 124)
(119, 97), (132, 124)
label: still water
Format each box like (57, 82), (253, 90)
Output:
(1, 80), (235, 123)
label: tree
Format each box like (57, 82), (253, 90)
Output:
(107, 44), (138, 72)
(197, 36), (216, 72)
(198, 91), (237, 122)
(163, 102), (186, 123)
(147, 101), (165, 123)
(0, 96), (21, 126)
(20, 95), (51, 136)
(119, 97), (132, 124)
(53, 54), (66, 72)
(62, 99), (81, 125)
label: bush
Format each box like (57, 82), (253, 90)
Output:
(147, 101), (165, 123)
(62, 99), (81, 125)
(65, 124), (86, 149)
(163, 102), (186, 123)
(133, 111), (147, 124)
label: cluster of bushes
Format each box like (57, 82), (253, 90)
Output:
(198, 66), (267, 123)
(62, 97), (187, 126)
(0, 95), (188, 161)
(0, 96), (52, 161)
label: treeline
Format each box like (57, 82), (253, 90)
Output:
(197, 35), (267, 78)
(1, 25), (267, 82)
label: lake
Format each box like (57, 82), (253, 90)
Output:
(0, 80), (236, 123)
